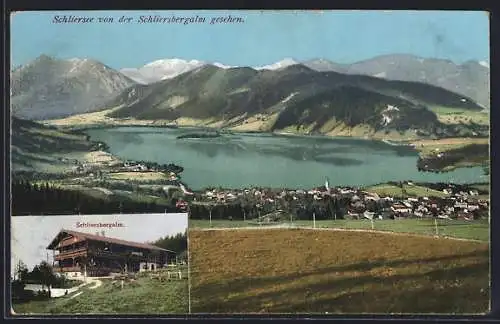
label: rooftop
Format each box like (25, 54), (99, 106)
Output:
(46, 229), (175, 253)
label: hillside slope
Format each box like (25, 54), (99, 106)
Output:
(11, 55), (136, 120)
(102, 64), (487, 139)
(303, 54), (490, 109)
(11, 117), (99, 173)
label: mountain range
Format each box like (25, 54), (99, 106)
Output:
(10, 54), (490, 137)
(11, 55), (135, 120)
(119, 55), (490, 109)
(102, 63), (488, 139)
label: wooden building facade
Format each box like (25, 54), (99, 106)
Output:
(46, 229), (175, 277)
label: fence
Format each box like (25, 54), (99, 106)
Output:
(190, 217), (489, 242)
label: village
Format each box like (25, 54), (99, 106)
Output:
(68, 156), (183, 183)
(50, 155), (490, 223)
(183, 180), (489, 222)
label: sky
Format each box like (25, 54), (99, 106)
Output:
(11, 10), (490, 69)
(11, 213), (188, 273)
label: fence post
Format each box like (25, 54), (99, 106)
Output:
(371, 218), (374, 230)
(434, 218), (439, 236)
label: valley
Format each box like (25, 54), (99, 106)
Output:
(11, 53), (490, 214)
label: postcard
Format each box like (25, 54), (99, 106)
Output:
(9, 9), (490, 315)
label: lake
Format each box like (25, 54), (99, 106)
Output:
(86, 127), (487, 190)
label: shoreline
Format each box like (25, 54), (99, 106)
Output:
(184, 179), (490, 194)
(45, 119), (488, 147)
(40, 119), (490, 180)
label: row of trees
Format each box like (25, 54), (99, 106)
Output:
(11, 179), (178, 215)
(187, 195), (360, 221)
(12, 260), (78, 303)
(130, 160), (184, 174)
(152, 231), (188, 263)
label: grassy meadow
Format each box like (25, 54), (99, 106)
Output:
(189, 218), (489, 242)
(428, 106), (489, 126)
(364, 183), (450, 198)
(12, 268), (189, 315)
(189, 229), (490, 314)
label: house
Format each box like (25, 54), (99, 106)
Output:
(402, 201), (413, 208)
(467, 204), (480, 211)
(346, 210), (360, 219)
(414, 211), (424, 218)
(391, 203), (411, 214)
(363, 211), (375, 219)
(176, 200), (189, 211)
(133, 164), (148, 172)
(46, 229), (175, 277)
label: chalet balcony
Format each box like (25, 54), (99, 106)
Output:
(89, 250), (151, 260)
(54, 247), (88, 260)
(53, 266), (82, 272)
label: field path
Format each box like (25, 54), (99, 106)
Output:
(69, 291), (83, 299)
(87, 279), (103, 290)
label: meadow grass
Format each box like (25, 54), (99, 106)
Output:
(428, 106), (489, 125)
(365, 183), (450, 198)
(189, 218), (489, 242)
(109, 172), (168, 181)
(11, 275), (188, 315)
(189, 229), (490, 314)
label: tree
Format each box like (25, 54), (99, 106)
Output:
(15, 260), (29, 282)
(152, 231), (188, 254)
(30, 261), (57, 291)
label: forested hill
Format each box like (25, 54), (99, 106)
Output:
(101, 64), (487, 138)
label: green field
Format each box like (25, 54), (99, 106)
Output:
(190, 229), (490, 314)
(189, 218), (489, 242)
(12, 269), (189, 315)
(365, 183), (450, 198)
(428, 106), (489, 125)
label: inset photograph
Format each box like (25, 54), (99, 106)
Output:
(11, 213), (188, 315)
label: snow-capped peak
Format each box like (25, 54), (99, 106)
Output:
(120, 58), (206, 84)
(478, 60), (489, 68)
(254, 58), (299, 70)
(212, 62), (235, 69)
(143, 58), (204, 68)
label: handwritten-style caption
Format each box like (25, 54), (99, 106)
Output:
(53, 14), (245, 25)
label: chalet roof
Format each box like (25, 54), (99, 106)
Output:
(46, 229), (175, 253)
